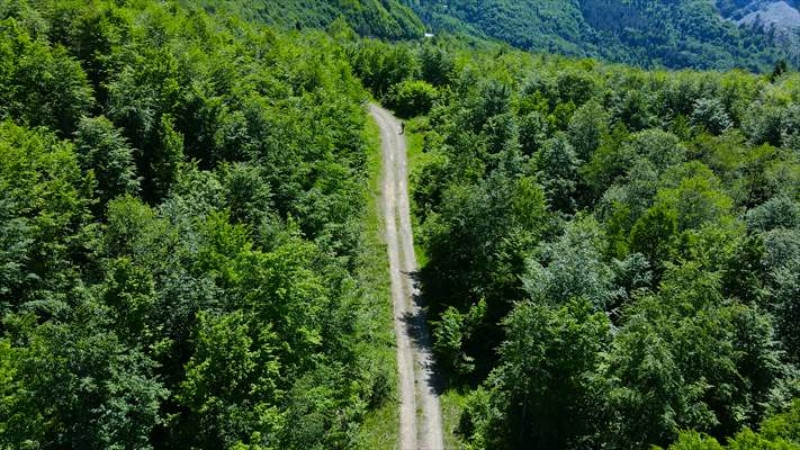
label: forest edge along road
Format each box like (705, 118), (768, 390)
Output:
(371, 105), (445, 450)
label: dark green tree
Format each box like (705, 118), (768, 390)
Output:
(74, 116), (140, 209)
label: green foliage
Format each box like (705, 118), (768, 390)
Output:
(74, 116), (140, 209)
(185, 0), (424, 40)
(432, 300), (486, 378)
(0, 121), (93, 317)
(603, 265), (786, 447)
(408, 0), (798, 71)
(747, 196), (800, 232)
(179, 311), (282, 449)
(462, 299), (611, 449)
(692, 98), (733, 135)
(567, 100), (608, 160)
(666, 400), (800, 449)
(348, 39), (419, 97)
(401, 36), (800, 450)
(533, 134), (581, 213)
(419, 43), (457, 87)
(630, 203), (678, 268)
(0, 17), (93, 135)
(151, 114), (184, 200)
(0, 1), (396, 448)
(669, 432), (727, 449)
(2, 304), (168, 450)
(2, 1), (800, 449)
(386, 79), (438, 117)
(521, 217), (614, 308)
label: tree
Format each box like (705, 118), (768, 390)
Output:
(386, 79), (438, 117)
(603, 265), (789, 448)
(666, 400), (800, 449)
(432, 300), (486, 378)
(747, 196), (800, 232)
(691, 98), (733, 135)
(519, 111), (549, 156)
(463, 299), (610, 450)
(769, 245), (800, 360)
(179, 311), (282, 449)
(0, 18), (94, 135)
(150, 114), (185, 201)
(419, 43), (456, 87)
(534, 134), (580, 213)
(627, 129), (686, 174)
(347, 40), (418, 97)
(74, 116), (140, 209)
(630, 203), (678, 268)
(567, 100), (608, 161)
(1, 303), (167, 449)
(522, 216), (614, 309)
(471, 80), (511, 131)
(0, 121), (93, 316)
(781, 105), (800, 152)
(219, 163), (275, 230)
(656, 162), (734, 232)
(771, 59), (788, 82)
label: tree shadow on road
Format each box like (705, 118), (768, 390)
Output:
(400, 269), (446, 397)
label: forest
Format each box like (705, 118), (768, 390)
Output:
(183, 0), (424, 40)
(404, 0), (800, 71)
(350, 33), (800, 450)
(2, 0), (800, 449)
(0, 0), (396, 448)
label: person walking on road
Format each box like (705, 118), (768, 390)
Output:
(399, 121), (405, 135)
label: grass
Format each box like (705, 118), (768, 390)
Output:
(357, 400), (400, 450)
(404, 116), (430, 268)
(441, 390), (470, 450)
(354, 111), (400, 450)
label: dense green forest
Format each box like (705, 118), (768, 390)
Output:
(184, 0), (800, 72)
(0, 0), (396, 448)
(346, 34), (800, 448)
(3, 0), (800, 449)
(184, 0), (425, 40)
(404, 0), (800, 71)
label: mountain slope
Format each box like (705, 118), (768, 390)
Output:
(185, 0), (798, 71)
(727, 0), (800, 40)
(405, 0), (799, 70)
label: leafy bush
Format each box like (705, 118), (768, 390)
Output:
(386, 80), (438, 117)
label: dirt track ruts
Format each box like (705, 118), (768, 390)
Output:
(370, 105), (444, 450)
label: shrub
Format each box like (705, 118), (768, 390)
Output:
(386, 80), (438, 117)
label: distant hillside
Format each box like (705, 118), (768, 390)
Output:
(186, 0), (799, 71)
(185, 0), (425, 39)
(723, 0), (800, 41)
(404, 0), (800, 71)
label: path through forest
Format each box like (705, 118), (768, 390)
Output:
(370, 105), (444, 450)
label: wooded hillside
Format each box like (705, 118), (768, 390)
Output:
(405, 0), (800, 70)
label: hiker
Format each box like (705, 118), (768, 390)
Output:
(400, 122), (405, 135)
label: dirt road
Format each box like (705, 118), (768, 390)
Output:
(370, 105), (444, 450)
